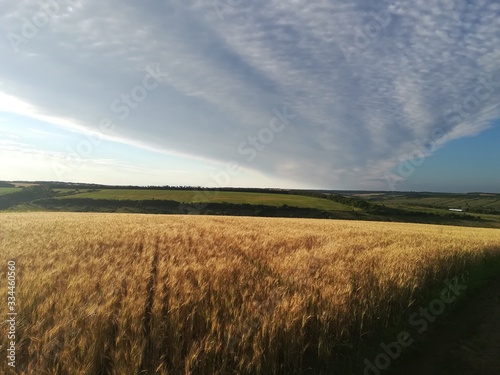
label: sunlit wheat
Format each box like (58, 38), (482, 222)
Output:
(1, 213), (500, 374)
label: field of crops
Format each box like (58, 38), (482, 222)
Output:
(367, 193), (500, 211)
(56, 189), (354, 211)
(0, 188), (20, 195)
(1, 213), (500, 374)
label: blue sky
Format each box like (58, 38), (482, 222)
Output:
(0, 0), (499, 192)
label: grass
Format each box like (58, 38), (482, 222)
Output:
(2, 204), (48, 212)
(1, 213), (500, 374)
(53, 189), (95, 194)
(0, 188), (21, 195)
(384, 203), (470, 216)
(378, 203), (500, 228)
(369, 194), (500, 211)
(56, 189), (355, 211)
(363, 192), (500, 228)
(398, 197), (499, 209)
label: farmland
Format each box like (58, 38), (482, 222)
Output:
(1, 213), (500, 374)
(361, 192), (500, 214)
(55, 189), (354, 211)
(0, 188), (20, 195)
(2, 185), (500, 228)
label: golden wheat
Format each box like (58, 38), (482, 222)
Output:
(1, 212), (500, 374)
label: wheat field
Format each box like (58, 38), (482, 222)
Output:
(1, 212), (500, 374)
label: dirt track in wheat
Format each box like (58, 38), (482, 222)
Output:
(1, 212), (500, 375)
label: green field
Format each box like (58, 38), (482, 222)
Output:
(378, 196), (500, 210)
(0, 187), (21, 195)
(359, 192), (499, 209)
(361, 192), (500, 227)
(4, 186), (499, 227)
(56, 189), (355, 211)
